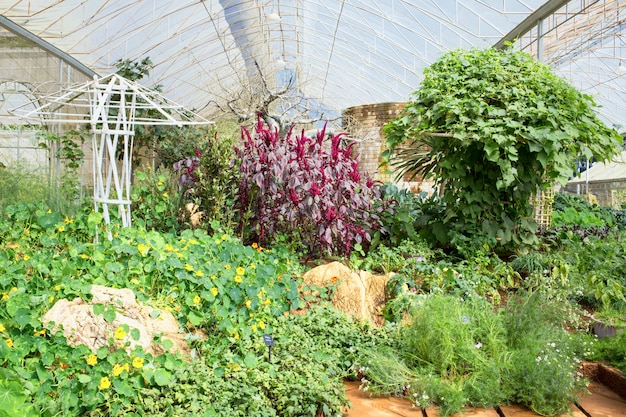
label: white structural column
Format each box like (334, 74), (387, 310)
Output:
(88, 75), (137, 229)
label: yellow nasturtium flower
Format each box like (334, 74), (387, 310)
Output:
(195, 270), (204, 277)
(86, 354), (98, 366)
(193, 295), (201, 305)
(132, 357), (144, 369)
(112, 363), (127, 377)
(5, 338), (13, 348)
(210, 287), (218, 297)
(184, 264), (194, 271)
(234, 276), (242, 283)
(0, 324), (5, 332)
(114, 326), (127, 340)
(98, 377), (111, 390)
(236, 267), (245, 276)
(224, 264), (231, 270)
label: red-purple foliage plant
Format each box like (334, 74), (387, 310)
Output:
(235, 117), (387, 257)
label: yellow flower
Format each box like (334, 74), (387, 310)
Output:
(184, 264), (194, 271)
(210, 274), (216, 280)
(5, 338), (13, 348)
(34, 329), (46, 337)
(158, 180), (164, 186)
(47, 209), (52, 214)
(2, 293), (9, 300)
(189, 239), (198, 245)
(86, 354), (98, 366)
(165, 244), (174, 252)
(130, 278), (140, 285)
(112, 363), (126, 376)
(132, 357), (144, 369)
(114, 326), (127, 340)
(210, 287), (218, 297)
(193, 295), (201, 304)
(48, 296), (54, 303)
(23, 255), (30, 261)
(221, 234), (227, 241)
(262, 298), (271, 306)
(98, 376), (111, 390)
(236, 267), (245, 276)
(249, 263), (256, 269)
(0, 323), (5, 332)
(224, 264), (231, 270)
(234, 275), (242, 283)
(57, 225), (65, 232)
(245, 300), (252, 309)
(162, 192), (169, 198)
(251, 242), (258, 249)
(54, 285), (61, 291)
(251, 323), (257, 332)
(257, 320), (266, 330)
(195, 270), (204, 277)
(79, 253), (89, 259)
(137, 243), (149, 256)
(215, 239), (221, 244)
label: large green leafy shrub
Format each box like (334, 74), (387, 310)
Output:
(383, 46), (622, 250)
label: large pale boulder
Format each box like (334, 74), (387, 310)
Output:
(302, 262), (391, 325)
(43, 285), (189, 356)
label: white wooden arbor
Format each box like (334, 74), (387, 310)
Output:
(10, 73), (213, 231)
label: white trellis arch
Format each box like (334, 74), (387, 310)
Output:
(10, 73), (213, 232)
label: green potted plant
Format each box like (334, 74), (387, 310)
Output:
(592, 304), (626, 338)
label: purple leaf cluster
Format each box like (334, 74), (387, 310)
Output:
(235, 117), (387, 256)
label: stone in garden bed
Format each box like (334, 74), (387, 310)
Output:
(42, 285), (190, 356)
(302, 261), (392, 326)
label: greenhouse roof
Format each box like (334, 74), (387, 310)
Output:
(1, 0), (625, 131)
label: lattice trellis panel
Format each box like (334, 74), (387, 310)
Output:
(533, 187), (554, 228)
(9, 73), (213, 235)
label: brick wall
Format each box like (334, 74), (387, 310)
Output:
(342, 102), (433, 193)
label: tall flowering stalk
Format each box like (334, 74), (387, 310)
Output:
(235, 116), (388, 256)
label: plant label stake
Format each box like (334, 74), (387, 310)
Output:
(263, 334), (274, 362)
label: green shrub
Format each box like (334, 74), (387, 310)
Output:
(383, 47), (622, 251)
(173, 133), (240, 233)
(359, 292), (591, 416)
(131, 166), (184, 233)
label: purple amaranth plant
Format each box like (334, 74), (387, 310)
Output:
(235, 116), (389, 257)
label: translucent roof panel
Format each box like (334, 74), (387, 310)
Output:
(2, 0), (623, 132)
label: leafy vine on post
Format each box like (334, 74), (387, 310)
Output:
(382, 45), (623, 253)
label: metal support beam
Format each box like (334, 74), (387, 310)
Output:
(493, 0), (573, 49)
(0, 15), (97, 78)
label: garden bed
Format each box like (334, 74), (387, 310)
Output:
(581, 361), (626, 400)
(344, 368), (626, 417)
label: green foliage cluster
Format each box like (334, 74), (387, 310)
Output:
(131, 166), (184, 233)
(173, 133), (240, 233)
(0, 201), (329, 416)
(136, 305), (388, 417)
(551, 192), (626, 231)
(590, 330), (626, 374)
(359, 292), (591, 417)
(383, 46), (622, 251)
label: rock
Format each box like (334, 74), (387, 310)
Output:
(301, 262), (391, 325)
(42, 285), (189, 356)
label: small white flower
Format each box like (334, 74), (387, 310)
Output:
(475, 342), (483, 349)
